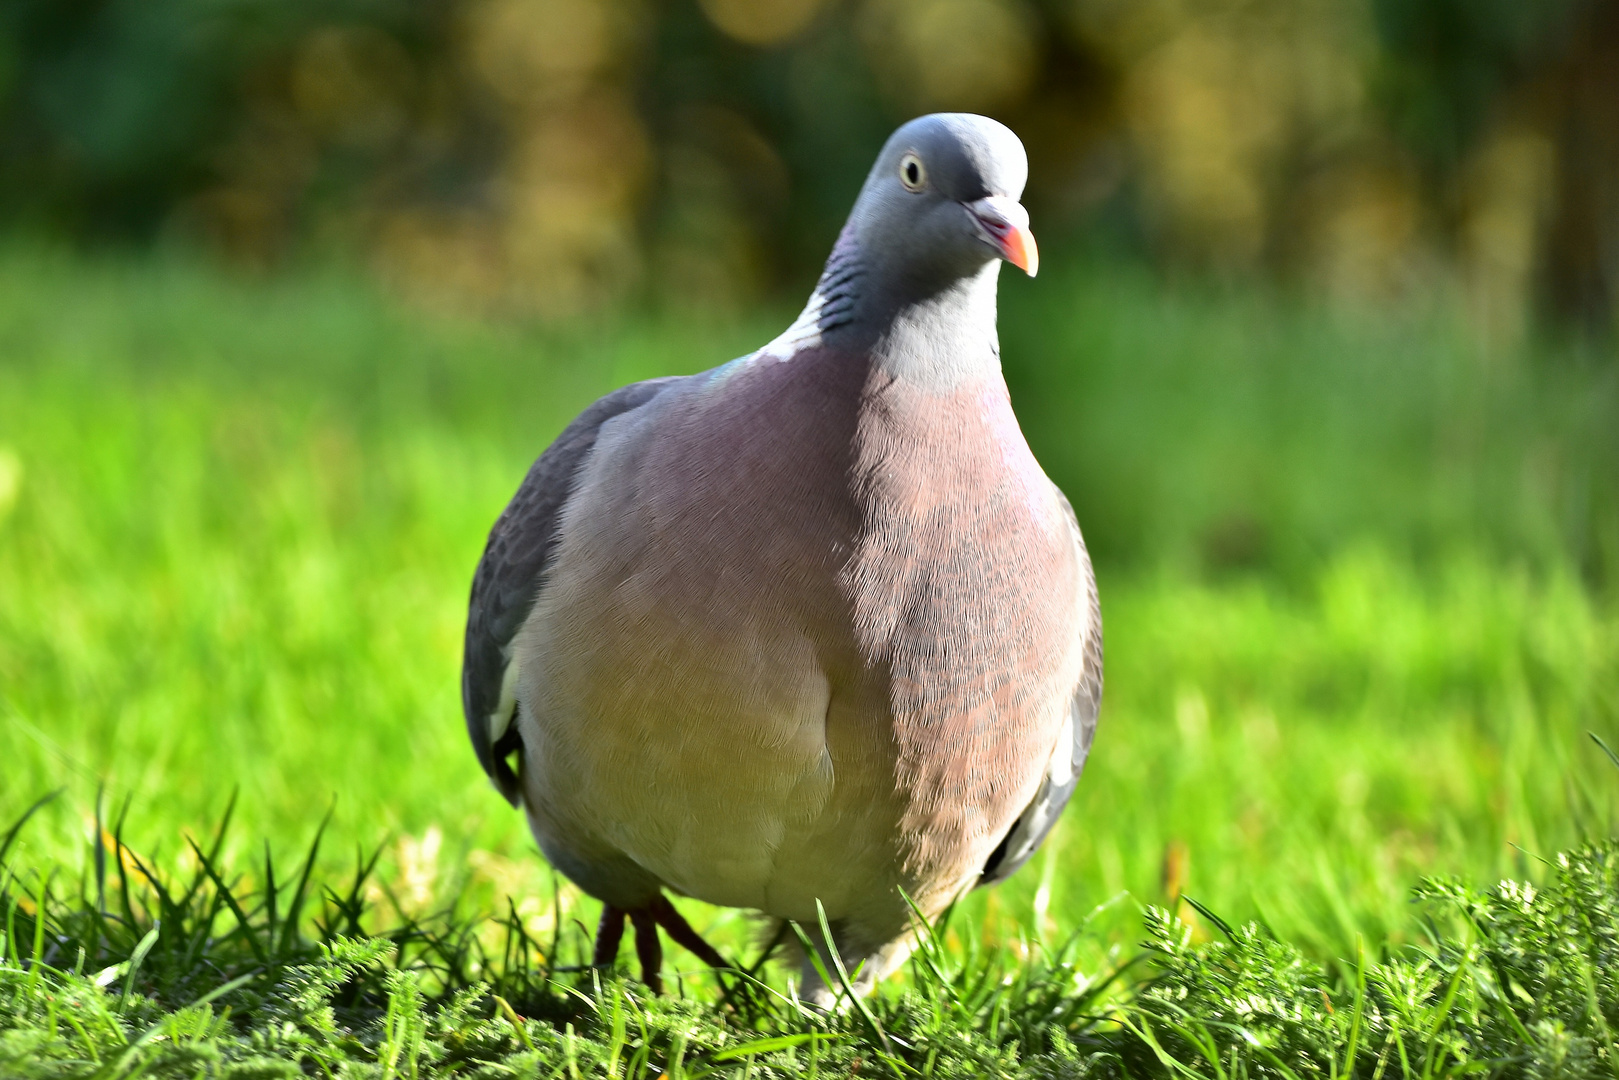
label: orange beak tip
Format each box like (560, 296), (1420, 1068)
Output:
(1011, 227), (1039, 278)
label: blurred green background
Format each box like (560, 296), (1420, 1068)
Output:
(1, 0), (1618, 967)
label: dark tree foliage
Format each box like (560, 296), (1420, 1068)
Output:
(1372, 0), (1584, 169)
(0, 0), (1614, 328)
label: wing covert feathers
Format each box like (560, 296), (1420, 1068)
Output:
(461, 377), (682, 805)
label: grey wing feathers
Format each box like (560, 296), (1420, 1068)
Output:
(462, 377), (683, 805)
(980, 492), (1103, 885)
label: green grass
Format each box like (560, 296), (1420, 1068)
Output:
(0, 242), (1617, 1075)
(3, 794), (1616, 1076)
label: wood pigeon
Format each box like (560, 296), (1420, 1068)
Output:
(462, 113), (1102, 999)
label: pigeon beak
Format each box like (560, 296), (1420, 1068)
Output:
(966, 195), (1039, 277)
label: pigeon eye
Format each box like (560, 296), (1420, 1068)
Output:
(899, 153), (926, 192)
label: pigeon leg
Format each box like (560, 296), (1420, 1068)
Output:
(628, 908), (663, 994)
(648, 895), (730, 970)
(599, 895), (729, 993)
(593, 905), (628, 968)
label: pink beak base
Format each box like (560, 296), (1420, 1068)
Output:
(967, 196), (1039, 277)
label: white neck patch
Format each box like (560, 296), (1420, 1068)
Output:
(756, 290), (825, 362)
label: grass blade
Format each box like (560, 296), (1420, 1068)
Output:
(1591, 732), (1619, 772)
(0, 790), (60, 869)
(813, 899), (892, 1056)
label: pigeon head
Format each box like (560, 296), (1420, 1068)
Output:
(847, 113), (1037, 292)
(774, 113), (1036, 385)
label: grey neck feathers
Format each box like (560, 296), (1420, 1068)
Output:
(813, 226), (1003, 392)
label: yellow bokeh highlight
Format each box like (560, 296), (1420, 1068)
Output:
(699, 0), (828, 46)
(0, 447), (22, 522)
(290, 26), (414, 147)
(862, 0), (1036, 113)
(464, 0), (626, 102)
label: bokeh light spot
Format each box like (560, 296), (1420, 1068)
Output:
(699, 0), (828, 47)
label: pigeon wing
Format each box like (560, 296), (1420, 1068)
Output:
(462, 377), (683, 805)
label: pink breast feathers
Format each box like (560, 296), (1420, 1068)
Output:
(975, 380), (1063, 537)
